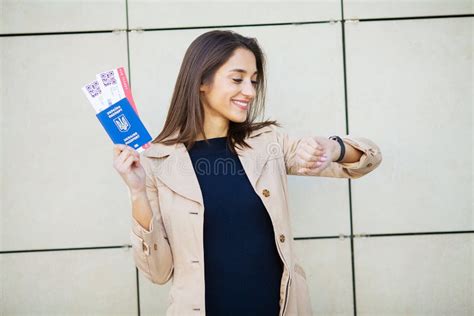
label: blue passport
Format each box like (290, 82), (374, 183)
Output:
(96, 97), (152, 150)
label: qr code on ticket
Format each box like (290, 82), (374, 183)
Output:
(85, 80), (102, 98)
(99, 71), (117, 86)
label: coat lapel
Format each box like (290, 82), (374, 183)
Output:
(142, 126), (274, 207)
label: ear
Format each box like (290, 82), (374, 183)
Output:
(199, 83), (208, 93)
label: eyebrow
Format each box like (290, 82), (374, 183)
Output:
(229, 68), (258, 75)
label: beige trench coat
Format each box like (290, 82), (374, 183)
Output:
(129, 124), (382, 315)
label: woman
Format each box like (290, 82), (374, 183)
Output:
(113, 30), (382, 315)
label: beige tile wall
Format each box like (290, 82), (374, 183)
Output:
(1, 1), (472, 315)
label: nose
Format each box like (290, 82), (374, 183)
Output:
(241, 79), (256, 98)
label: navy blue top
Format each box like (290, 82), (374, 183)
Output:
(188, 136), (283, 315)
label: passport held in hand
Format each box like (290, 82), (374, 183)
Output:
(96, 97), (152, 151)
(81, 67), (151, 152)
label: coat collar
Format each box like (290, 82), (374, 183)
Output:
(142, 125), (274, 207)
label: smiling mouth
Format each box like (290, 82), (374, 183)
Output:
(232, 99), (249, 110)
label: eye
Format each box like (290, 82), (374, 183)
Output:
(232, 79), (258, 85)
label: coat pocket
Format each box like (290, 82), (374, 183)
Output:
(294, 263), (313, 316)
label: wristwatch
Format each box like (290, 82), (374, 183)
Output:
(328, 135), (345, 162)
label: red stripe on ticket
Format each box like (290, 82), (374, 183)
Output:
(118, 67), (138, 114)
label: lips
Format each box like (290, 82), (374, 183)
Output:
(232, 99), (249, 110)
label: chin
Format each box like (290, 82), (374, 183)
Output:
(229, 114), (247, 123)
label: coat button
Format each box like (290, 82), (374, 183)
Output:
(279, 234), (285, 242)
(154, 243), (158, 251)
(367, 163), (373, 167)
(262, 189), (270, 197)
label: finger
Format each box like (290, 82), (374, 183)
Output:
(297, 147), (318, 164)
(315, 156), (332, 168)
(113, 144), (137, 159)
(124, 145), (140, 159)
(302, 141), (325, 157)
(312, 160), (324, 169)
(122, 147), (139, 161)
(120, 155), (137, 172)
(132, 149), (140, 159)
(296, 155), (320, 170)
(299, 143), (324, 162)
(134, 157), (142, 168)
(113, 144), (126, 157)
(116, 148), (134, 165)
(298, 144), (328, 169)
(303, 153), (329, 169)
(299, 160), (326, 174)
(298, 166), (321, 174)
(298, 167), (308, 174)
(297, 144), (317, 161)
(307, 138), (325, 153)
(307, 140), (329, 161)
(307, 158), (326, 169)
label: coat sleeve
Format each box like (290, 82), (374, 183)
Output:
(129, 153), (174, 284)
(274, 126), (382, 179)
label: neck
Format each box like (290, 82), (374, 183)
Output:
(196, 117), (229, 141)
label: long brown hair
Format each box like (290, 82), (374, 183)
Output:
(152, 29), (281, 155)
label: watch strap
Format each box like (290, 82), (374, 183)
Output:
(328, 135), (345, 162)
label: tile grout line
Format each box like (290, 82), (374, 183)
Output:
(123, 1), (140, 315)
(0, 7), (472, 316)
(294, 230), (474, 240)
(339, 1), (358, 315)
(2, 229), (473, 254)
(0, 14), (472, 38)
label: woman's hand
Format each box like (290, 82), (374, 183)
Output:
(296, 136), (339, 175)
(112, 144), (146, 195)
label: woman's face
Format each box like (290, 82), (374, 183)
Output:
(199, 47), (258, 124)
